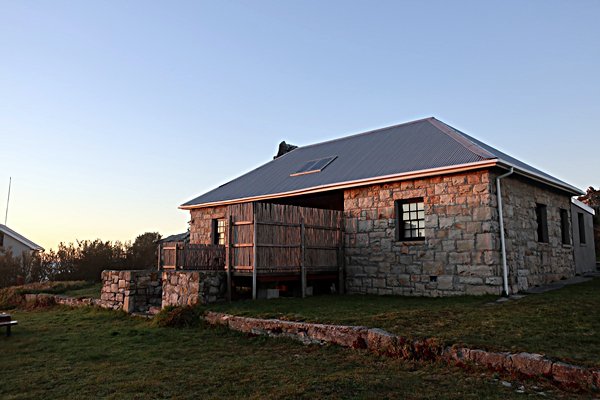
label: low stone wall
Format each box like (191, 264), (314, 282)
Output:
(23, 293), (114, 309)
(162, 270), (226, 307)
(204, 312), (600, 390)
(100, 270), (162, 313)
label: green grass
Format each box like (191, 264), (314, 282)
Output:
(0, 306), (577, 399)
(62, 282), (102, 299)
(205, 278), (600, 367)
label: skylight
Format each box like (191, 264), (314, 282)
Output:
(290, 156), (337, 176)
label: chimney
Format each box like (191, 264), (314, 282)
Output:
(274, 141), (298, 159)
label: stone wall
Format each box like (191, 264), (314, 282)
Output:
(100, 270), (162, 312)
(189, 205), (227, 244)
(344, 169), (503, 296)
(162, 270), (226, 307)
(499, 175), (575, 291)
(204, 311), (600, 390)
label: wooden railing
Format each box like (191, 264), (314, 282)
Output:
(161, 244), (225, 270)
(226, 202), (344, 299)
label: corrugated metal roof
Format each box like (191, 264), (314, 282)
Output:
(158, 232), (190, 243)
(0, 224), (44, 252)
(182, 117), (581, 208)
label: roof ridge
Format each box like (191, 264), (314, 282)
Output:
(427, 118), (497, 160)
(296, 116), (436, 151)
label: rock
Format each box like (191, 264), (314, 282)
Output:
(509, 353), (552, 377)
(551, 362), (593, 387)
(468, 349), (512, 371)
(367, 328), (399, 355)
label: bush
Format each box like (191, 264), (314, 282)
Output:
(0, 232), (162, 287)
(153, 306), (202, 328)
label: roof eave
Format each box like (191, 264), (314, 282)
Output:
(179, 159), (499, 210)
(0, 225), (44, 252)
(495, 161), (584, 196)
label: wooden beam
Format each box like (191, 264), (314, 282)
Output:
(338, 214), (345, 295)
(252, 203), (257, 300)
(157, 244), (161, 271)
(300, 217), (306, 298)
(226, 215), (233, 302)
(173, 244), (178, 270)
(232, 220), (253, 226)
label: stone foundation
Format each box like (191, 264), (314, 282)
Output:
(100, 270), (162, 312)
(162, 270), (226, 307)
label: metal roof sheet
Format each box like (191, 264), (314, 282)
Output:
(182, 117), (582, 208)
(0, 224), (44, 252)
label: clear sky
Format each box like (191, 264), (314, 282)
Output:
(1, 1), (599, 251)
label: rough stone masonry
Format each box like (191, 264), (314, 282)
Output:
(343, 169), (575, 296)
(100, 270), (162, 312)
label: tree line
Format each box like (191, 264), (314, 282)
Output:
(0, 232), (161, 288)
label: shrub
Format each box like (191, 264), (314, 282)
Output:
(153, 305), (202, 328)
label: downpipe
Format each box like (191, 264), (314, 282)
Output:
(496, 167), (514, 297)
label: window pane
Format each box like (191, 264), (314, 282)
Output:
(410, 211), (416, 220)
(418, 220), (424, 228)
(417, 210), (424, 220)
(416, 202), (424, 211)
(402, 204), (410, 212)
(410, 222), (418, 230)
(417, 229), (424, 237)
(403, 212), (410, 220)
(404, 222), (412, 230)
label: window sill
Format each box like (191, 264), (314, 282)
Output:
(397, 239), (426, 245)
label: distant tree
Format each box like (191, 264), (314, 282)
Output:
(0, 249), (22, 288)
(578, 186), (600, 207)
(128, 232), (161, 269)
(0, 232), (163, 286)
(578, 186), (600, 260)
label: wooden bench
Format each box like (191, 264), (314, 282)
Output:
(0, 313), (17, 336)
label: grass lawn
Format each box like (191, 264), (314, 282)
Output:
(62, 282), (103, 299)
(205, 278), (600, 367)
(0, 306), (576, 399)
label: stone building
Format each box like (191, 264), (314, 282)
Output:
(180, 117), (590, 297)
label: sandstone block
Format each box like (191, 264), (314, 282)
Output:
(551, 362), (593, 387)
(367, 328), (399, 355)
(509, 353), (552, 377)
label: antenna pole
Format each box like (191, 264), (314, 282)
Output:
(4, 177), (11, 225)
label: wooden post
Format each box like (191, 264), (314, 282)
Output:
(157, 244), (161, 271)
(174, 244), (178, 270)
(252, 203), (258, 300)
(226, 215), (233, 302)
(301, 217), (306, 298)
(337, 214), (345, 295)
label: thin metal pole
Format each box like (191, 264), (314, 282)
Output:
(496, 167), (514, 297)
(4, 177), (11, 225)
